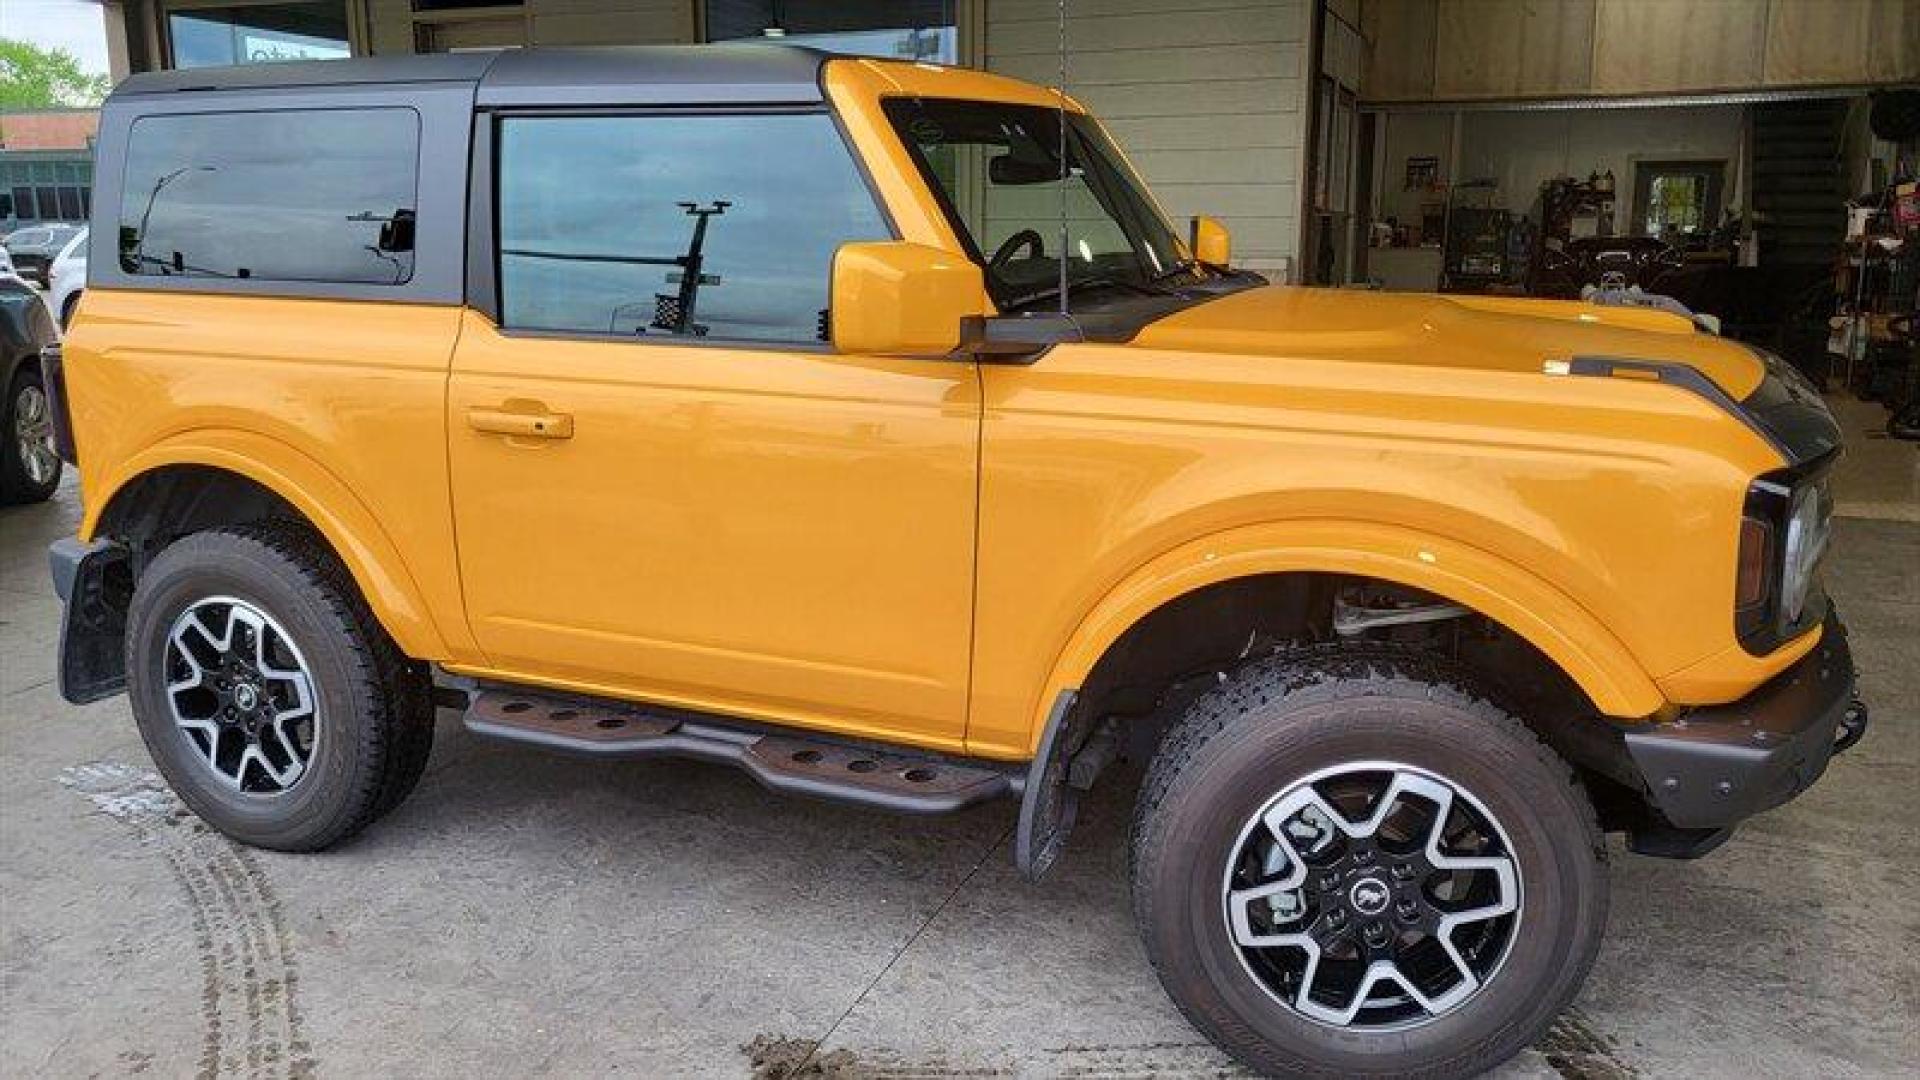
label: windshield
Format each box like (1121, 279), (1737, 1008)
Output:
(883, 98), (1187, 311)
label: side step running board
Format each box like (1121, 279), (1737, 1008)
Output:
(464, 689), (1017, 815)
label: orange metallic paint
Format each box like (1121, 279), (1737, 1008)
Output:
(829, 241), (991, 356)
(65, 289), (474, 663)
(967, 290), (1797, 757)
(443, 310), (982, 750)
(65, 60), (1821, 766)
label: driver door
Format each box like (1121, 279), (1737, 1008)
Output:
(446, 110), (981, 749)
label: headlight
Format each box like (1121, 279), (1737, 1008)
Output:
(1779, 483), (1830, 624)
(1736, 467), (1833, 652)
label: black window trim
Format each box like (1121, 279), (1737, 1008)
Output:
(470, 102), (901, 352)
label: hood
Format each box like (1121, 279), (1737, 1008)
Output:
(1131, 285), (1766, 399)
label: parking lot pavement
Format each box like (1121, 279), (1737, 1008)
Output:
(2, 478), (1915, 1079)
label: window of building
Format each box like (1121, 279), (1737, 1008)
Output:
(1634, 160), (1726, 239)
(166, 0), (350, 68)
(704, 0), (955, 63)
(496, 113), (889, 342)
(0, 158), (93, 225)
(118, 108), (420, 284)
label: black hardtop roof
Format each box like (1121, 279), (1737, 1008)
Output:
(109, 44), (836, 106)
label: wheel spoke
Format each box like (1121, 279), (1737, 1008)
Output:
(166, 649), (206, 697)
(240, 743), (302, 789)
(28, 444), (58, 484)
(1227, 877), (1308, 945)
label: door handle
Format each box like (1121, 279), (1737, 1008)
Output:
(467, 405), (574, 440)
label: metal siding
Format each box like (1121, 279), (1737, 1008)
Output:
(1366, 0), (1918, 103)
(531, 0), (697, 46)
(985, 0), (1309, 271)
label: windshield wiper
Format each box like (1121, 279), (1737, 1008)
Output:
(1001, 273), (1172, 312)
(1149, 258), (1205, 285)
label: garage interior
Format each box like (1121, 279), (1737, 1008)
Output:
(3, 1), (1917, 1078)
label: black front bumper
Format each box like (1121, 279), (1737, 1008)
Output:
(1624, 614), (1866, 832)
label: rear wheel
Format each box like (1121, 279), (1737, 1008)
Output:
(1, 365), (61, 505)
(1131, 649), (1607, 1078)
(125, 523), (435, 850)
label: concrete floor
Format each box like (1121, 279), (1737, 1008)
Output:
(2, 428), (1915, 1078)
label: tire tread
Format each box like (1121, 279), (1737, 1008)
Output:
(128, 520), (434, 850)
(1129, 644), (1605, 1080)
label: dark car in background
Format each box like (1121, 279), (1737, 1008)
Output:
(3, 224), (84, 287)
(1, 275), (62, 503)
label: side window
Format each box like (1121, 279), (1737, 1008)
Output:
(119, 108), (420, 285)
(496, 113), (888, 343)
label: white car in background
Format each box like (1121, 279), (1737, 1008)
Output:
(47, 228), (87, 329)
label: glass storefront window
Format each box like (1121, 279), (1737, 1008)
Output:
(704, 1), (956, 63)
(1, 159), (94, 226)
(167, 1), (351, 68)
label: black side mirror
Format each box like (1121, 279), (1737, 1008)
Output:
(377, 209), (416, 253)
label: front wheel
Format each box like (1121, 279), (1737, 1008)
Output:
(1130, 649), (1608, 1079)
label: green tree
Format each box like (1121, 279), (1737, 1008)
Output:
(0, 38), (111, 109)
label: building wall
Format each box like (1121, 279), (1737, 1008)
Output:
(1458, 105), (1746, 222)
(1375, 109), (1453, 227)
(367, 0), (693, 53)
(1375, 105), (1746, 227)
(1362, 0), (1920, 102)
(985, 0), (1311, 273)
(0, 111), (101, 152)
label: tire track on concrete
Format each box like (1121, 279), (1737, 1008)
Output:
(57, 761), (317, 1080)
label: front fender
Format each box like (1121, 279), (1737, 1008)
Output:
(1023, 519), (1667, 754)
(82, 430), (453, 661)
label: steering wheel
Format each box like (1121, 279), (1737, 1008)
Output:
(989, 229), (1045, 269)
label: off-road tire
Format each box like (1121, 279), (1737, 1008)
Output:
(126, 522), (435, 850)
(1, 364), (61, 505)
(1130, 647), (1608, 1079)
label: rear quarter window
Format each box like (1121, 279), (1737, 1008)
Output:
(118, 108), (420, 285)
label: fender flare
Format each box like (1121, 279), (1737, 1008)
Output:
(82, 430), (451, 660)
(1029, 518), (1666, 752)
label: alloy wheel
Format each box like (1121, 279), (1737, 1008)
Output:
(1222, 762), (1522, 1031)
(164, 596), (319, 796)
(12, 382), (59, 488)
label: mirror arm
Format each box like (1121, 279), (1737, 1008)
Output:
(959, 313), (1084, 365)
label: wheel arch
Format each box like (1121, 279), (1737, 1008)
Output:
(1031, 518), (1666, 754)
(84, 435), (450, 660)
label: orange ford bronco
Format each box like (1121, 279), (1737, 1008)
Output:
(45, 47), (1865, 1078)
